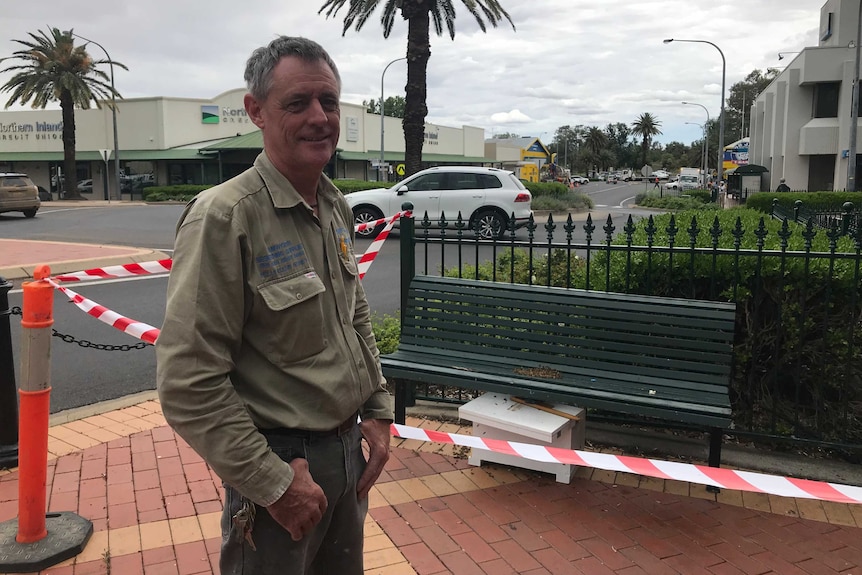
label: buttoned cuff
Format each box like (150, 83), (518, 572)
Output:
(361, 389), (395, 422)
(235, 450), (295, 507)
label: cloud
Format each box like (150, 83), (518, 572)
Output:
(0, 0), (824, 147)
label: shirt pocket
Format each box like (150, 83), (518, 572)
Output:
(256, 272), (327, 363)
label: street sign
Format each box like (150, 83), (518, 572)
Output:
(396, 163), (406, 176)
(641, 165), (653, 177)
(98, 149), (111, 163)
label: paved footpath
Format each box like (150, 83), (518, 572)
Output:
(1, 397), (861, 575)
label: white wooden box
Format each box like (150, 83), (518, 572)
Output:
(458, 393), (585, 483)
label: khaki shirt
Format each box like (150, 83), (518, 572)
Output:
(156, 152), (393, 506)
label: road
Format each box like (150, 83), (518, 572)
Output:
(2, 181), (653, 413)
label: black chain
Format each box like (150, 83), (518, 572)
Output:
(10, 306), (152, 351)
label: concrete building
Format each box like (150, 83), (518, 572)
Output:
(0, 88), (486, 200)
(749, 0), (862, 192)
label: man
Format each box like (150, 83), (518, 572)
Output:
(156, 36), (393, 575)
(776, 178), (791, 192)
(653, 175), (660, 190)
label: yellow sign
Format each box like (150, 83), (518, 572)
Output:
(396, 163), (406, 176)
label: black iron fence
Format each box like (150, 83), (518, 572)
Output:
(772, 199), (860, 237)
(395, 202), (862, 460)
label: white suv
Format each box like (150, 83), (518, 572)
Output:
(345, 166), (532, 239)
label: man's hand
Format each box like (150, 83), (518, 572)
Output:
(266, 458), (327, 541)
(357, 418), (391, 499)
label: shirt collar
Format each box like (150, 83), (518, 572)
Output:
(254, 152), (340, 209)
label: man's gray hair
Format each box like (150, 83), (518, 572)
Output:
(244, 36), (341, 101)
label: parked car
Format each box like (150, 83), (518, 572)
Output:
(605, 173), (619, 184)
(344, 166), (532, 240)
(76, 179), (94, 194)
(0, 172), (40, 218)
(571, 175), (590, 185)
(651, 170), (670, 180)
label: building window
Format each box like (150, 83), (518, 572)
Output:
(821, 11), (833, 41)
(813, 82), (840, 118)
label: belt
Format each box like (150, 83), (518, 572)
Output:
(261, 412), (359, 439)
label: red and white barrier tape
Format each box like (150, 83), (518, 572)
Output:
(46, 278), (161, 344)
(53, 259), (173, 282)
(358, 210), (410, 279)
(355, 210), (409, 234)
(391, 423), (862, 506)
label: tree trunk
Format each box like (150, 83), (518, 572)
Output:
(401, 1), (431, 177)
(60, 90), (82, 200)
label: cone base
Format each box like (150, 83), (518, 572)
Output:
(0, 512), (93, 572)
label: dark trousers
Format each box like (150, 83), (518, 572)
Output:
(219, 425), (368, 575)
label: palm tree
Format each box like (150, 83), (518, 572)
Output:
(320, 0), (515, 176)
(585, 126), (608, 158)
(631, 113), (662, 168)
(0, 27), (126, 199)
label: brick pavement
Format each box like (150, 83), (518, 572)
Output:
(1, 400), (860, 575)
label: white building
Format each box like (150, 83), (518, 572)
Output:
(749, 0), (862, 192)
(0, 88), (486, 199)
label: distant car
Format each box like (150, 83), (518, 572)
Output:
(344, 165), (532, 240)
(571, 175), (589, 185)
(651, 170), (670, 180)
(77, 179), (94, 194)
(0, 172), (40, 218)
(605, 173), (619, 184)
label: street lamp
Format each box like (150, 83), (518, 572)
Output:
(379, 57), (406, 182)
(685, 121), (706, 182)
(71, 32), (120, 201)
(848, 6), (862, 191)
(777, 51), (801, 61)
(665, 38), (727, 186)
(682, 101), (710, 181)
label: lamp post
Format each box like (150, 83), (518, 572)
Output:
(72, 32), (120, 201)
(778, 51), (801, 61)
(848, 5), (862, 191)
(682, 101), (710, 181)
(685, 121), (706, 182)
(379, 57), (406, 182)
(665, 39), (726, 187)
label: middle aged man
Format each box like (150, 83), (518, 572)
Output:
(156, 36), (393, 575)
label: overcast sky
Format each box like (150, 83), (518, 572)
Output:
(0, 0), (819, 147)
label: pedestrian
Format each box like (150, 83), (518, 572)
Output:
(653, 175), (660, 190)
(155, 36), (393, 575)
(776, 178), (791, 192)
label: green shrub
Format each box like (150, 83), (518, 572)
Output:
(142, 185), (210, 202)
(371, 312), (401, 354)
(635, 193), (719, 211)
(522, 181), (569, 197)
(745, 191), (862, 214)
(531, 190), (594, 212)
(335, 179), (395, 194)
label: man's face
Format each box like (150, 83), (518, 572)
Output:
(245, 56), (340, 176)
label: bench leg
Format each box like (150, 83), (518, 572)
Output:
(706, 428), (723, 493)
(393, 379), (415, 425)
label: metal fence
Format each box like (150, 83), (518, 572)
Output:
(771, 199), (860, 237)
(394, 203), (862, 460)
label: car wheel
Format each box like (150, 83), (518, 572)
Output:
(353, 205), (385, 238)
(23, 209), (37, 218)
(473, 209), (506, 240)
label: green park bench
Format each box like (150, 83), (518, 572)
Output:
(381, 275), (738, 467)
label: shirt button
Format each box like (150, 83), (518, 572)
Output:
(296, 293), (303, 299)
